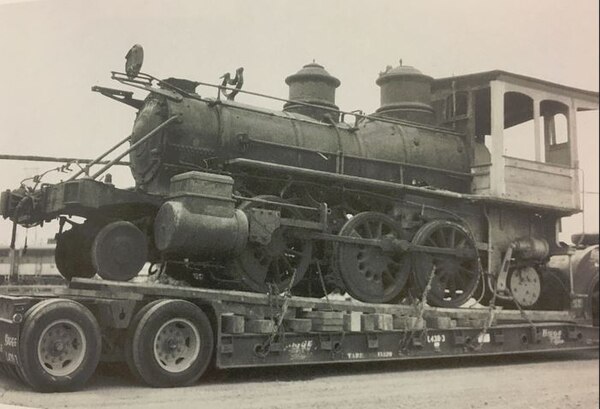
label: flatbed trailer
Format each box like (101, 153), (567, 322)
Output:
(0, 278), (597, 392)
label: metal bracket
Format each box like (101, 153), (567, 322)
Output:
(91, 86), (144, 109)
(95, 299), (137, 328)
(453, 331), (465, 346)
(248, 209), (281, 245)
(367, 334), (379, 349)
(496, 245), (514, 292)
(220, 335), (234, 354)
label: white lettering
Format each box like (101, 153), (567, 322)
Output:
(426, 334), (446, 344)
(541, 329), (564, 345)
(285, 340), (313, 360)
(4, 334), (16, 348)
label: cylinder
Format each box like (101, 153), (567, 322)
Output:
(513, 237), (550, 260)
(154, 201), (248, 256)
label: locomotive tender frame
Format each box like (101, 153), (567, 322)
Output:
(0, 46), (598, 391)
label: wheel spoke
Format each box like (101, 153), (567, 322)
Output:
(455, 237), (467, 249)
(448, 228), (456, 248)
(446, 276), (457, 296)
(281, 255), (295, 273)
(382, 269), (395, 284)
(425, 237), (438, 247)
(454, 270), (466, 289)
(458, 265), (476, 277)
(350, 229), (362, 239)
(271, 259), (282, 284)
(374, 221), (383, 238)
(436, 229), (448, 247)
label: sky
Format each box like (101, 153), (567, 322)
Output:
(0, 0), (598, 246)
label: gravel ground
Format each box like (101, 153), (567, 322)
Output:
(0, 350), (597, 409)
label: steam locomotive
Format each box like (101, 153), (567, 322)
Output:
(2, 45), (597, 309)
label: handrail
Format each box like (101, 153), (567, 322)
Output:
(67, 134), (132, 181)
(90, 115), (179, 180)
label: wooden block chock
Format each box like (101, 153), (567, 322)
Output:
(373, 313), (393, 331)
(246, 319), (275, 334)
(457, 317), (491, 328)
(301, 310), (344, 332)
(300, 310), (344, 320)
(344, 312), (362, 332)
(284, 318), (312, 333)
(221, 314), (245, 334)
(393, 315), (409, 330)
(361, 314), (376, 331)
(425, 316), (452, 329)
(393, 315), (424, 330)
(406, 317), (425, 330)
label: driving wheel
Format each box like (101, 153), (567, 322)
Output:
(411, 219), (480, 308)
(335, 212), (410, 303)
(232, 196), (312, 293)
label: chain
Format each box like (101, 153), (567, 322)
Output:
(316, 261), (334, 311)
(401, 263), (435, 351)
(507, 287), (536, 327)
(473, 272), (498, 351)
(415, 265), (436, 339)
(256, 268), (298, 357)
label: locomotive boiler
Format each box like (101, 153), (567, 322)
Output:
(2, 45), (597, 310)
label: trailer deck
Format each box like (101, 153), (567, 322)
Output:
(0, 278), (597, 391)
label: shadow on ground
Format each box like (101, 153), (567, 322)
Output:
(87, 348), (599, 389)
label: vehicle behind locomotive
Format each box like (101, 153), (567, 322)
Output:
(1, 45), (598, 310)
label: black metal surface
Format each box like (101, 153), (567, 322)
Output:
(215, 323), (598, 369)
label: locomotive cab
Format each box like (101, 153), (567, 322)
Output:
(432, 71), (598, 210)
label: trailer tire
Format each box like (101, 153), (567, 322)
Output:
(19, 299), (101, 392)
(124, 299), (165, 382)
(128, 299), (214, 387)
(1, 363), (25, 383)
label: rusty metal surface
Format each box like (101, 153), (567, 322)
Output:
(130, 94), (470, 195)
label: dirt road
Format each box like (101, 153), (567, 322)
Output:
(0, 350), (598, 409)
